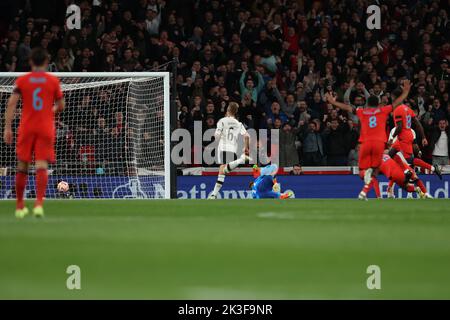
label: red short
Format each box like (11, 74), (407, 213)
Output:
(358, 141), (385, 170)
(391, 139), (413, 159)
(16, 132), (55, 163)
(389, 166), (406, 186)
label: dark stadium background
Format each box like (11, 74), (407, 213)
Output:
(0, 0), (448, 170)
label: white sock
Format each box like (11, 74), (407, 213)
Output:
(224, 158), (245, 173)
(211, 174), (225, 196)
(397, 152), (409, 167)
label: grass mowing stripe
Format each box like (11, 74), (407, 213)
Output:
(0, 199), (449, 299)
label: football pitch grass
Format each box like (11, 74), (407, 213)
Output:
(1, 199), (450, 299)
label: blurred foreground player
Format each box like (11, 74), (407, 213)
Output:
(388, 127), (442, 180)
(325, 80), (411, 200)
(250, 164), (293, 199)
(379, 154), (429, 198)
(360, 153), (428, 199)
(3, 48), (65, 218)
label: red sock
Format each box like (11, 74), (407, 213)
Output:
(394, 154), (409, 171)
(35, 168), (48, 207)
(362, 181), (373, 194)
(362, 177), (380, 197)
(416, 179), (427, 193)
(15, 172), (28, 210)
(372, 177), (380, 198)
(413, 158), (432, 171)
(388, 179), (394, 189)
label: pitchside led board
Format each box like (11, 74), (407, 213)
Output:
(0, 175), (448, 199)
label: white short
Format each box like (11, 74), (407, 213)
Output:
(217, 151), (237, 164)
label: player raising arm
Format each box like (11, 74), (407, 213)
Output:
(208, 102), (251, 199)
(325, 79), (411, 200)
(3, 48), (65, 218)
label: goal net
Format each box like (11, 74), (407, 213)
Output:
(0, 72), (171, 199)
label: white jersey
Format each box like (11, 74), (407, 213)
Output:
(389, 127), (416, 143)
(215, 116), (248, 153)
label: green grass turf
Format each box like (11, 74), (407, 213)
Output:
(1, 199), (450, 299)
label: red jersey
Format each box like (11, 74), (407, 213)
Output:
(379, 154), (396, 178)
(14, 71), (63, 138)
(393, 104), (415, 142)
(356, 105), (393, 143)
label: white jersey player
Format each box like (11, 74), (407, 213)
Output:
(208, 102), (251, 199)
(388, 127), (416, 144)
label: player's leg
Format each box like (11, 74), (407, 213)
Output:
(360, 178), (372, 199)
(392, 170), (414, 195)
(413, 158), (442, 179)
(363, 168), (373, 185)
(365, 142), (383, 185)
(209, 151), (251, 199)
(209, 152), (234, 199)
(258, 190), (281, 199)
(33, 160), (48, 217)
(393, 152), (414, 185)
(358, 144), (372, 195)
(359, 176), (380, 199)
(15, 133), (33, 218)
(209, 164), (226, 199)
(414, 178), (432, 198)
(387, 179), (395, 198)
(372, 177), (381, 198)
(15, 161), (30, 218)
(223, 152), (251, 174)
(33, 135), (54, 216)
(358, 170), (369, 200)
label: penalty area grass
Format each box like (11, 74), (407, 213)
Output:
(0, 199), (449, 299)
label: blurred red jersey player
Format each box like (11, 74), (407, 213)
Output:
(325, 80), (411, 199)
(389, 99), (427, 161)
(380, 154), (417, 193)
(387, 99), (442, 180)
(3, 47), (65, 218)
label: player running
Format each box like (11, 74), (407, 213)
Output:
(325, 79), (412, 200)
(3, 48), (65, 218)
(250, 164), (293, 199)
(208, 102), (251, 199)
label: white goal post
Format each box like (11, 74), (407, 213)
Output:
(0, 72), (172, 199)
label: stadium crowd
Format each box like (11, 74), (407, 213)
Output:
(0, 0), (449, 168)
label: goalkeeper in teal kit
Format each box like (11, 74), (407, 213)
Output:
(251, 164), (294, 199)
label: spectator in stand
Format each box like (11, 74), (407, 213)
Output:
(348, 144), (359, 167)
(293, 100), (311, 127)
(240, 69), (265, 103)
(290, 164), (303, 175)
(323, 119), (352, 166)
(299, 120), (326, 166)
(426, 119), (450, 166)
(266, 101), (287, 128)
(1, 0), (449, 169)
(279, 123), (299, 167)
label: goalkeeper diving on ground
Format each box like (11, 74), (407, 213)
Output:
(250, 164), (294, 199)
